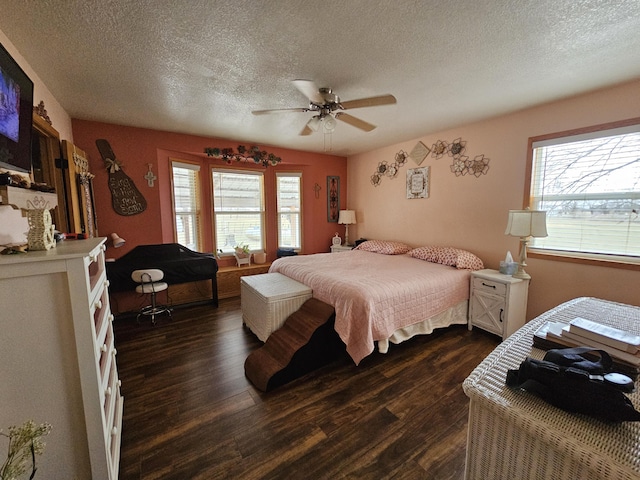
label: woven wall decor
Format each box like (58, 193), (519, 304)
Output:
(370, 150), (408, 187)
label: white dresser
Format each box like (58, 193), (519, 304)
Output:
(0, 238), (123, 479)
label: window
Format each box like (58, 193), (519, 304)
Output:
(171, 161), (201, 251)
(529, 122), (640, 263)
(212, 169), (264, 253)
(276, 172), (302, 249)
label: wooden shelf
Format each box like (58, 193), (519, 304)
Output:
(0, 185), (58, 210)
(217, 262), (272, 299)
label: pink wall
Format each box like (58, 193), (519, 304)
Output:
(348, 79), (640, 320)
(71, 120), (348, 263)
(71, 120), (347, 314)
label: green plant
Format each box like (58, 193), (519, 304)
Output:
(1, 420), (51, 480)
(234, 244), (250, 255)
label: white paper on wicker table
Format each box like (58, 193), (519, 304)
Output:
(462, 297), (640, 480)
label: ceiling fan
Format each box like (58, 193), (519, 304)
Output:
(251, 79), (397, 136)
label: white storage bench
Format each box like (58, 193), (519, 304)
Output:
(241, 272), (313, 341)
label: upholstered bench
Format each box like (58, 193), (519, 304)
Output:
(241, 272), (312, 341)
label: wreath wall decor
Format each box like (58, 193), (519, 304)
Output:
(431, 140), (448, 159)
(447, 137), (467, 157)
(370, 150), (408, 187)
(431, 136), (490, 178)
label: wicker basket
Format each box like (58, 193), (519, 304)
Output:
(241, 273), (312, 341)
(463, 297), (640, 480)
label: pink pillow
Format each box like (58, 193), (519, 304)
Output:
(354, 240), (412, 255)
(409, 246), (484, 270)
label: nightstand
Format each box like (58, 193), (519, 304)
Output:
(330, 244), (353, 253)
(468, 269), (529, 340)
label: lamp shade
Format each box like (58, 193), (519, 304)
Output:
(110, 232), (126, 248)
(505, 210), (548, 238)
(338, 210), (357, 225)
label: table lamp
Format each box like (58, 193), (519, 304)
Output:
(505, 209), (547, 279)
(110, 232), (126, 248)
(338, 210), (356, 246)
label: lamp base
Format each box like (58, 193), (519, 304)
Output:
(513, 237), (531, 280)
(512, 266), (531, 280)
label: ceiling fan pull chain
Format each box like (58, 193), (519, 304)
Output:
(324, 131), (333, 152)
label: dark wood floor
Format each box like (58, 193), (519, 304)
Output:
(114, 298), (499, 480)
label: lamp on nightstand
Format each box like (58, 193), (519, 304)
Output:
(505, 208), (547, 280)
(338, 210), (356, 246)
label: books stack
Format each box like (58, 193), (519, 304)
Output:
(533, 317), (640, 378)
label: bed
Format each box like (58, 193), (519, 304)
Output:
(268, 241), (484, 364)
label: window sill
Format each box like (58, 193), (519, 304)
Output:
(529, 249), (640, 271)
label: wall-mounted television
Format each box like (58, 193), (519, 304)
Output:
(0, 42), (34, 174)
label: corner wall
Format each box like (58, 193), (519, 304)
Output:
(347, 79), (640, 319)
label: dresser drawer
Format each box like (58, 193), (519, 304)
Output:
(109, 391), (124, 478)
(87, 243), (107, 300)
(472, 277), (507, 297)
(104, 360), (121, 431)
(93, 287), (112, 356)
(98, 323), (115, 393)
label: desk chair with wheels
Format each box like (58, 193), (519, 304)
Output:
(131, 269), (172, 325)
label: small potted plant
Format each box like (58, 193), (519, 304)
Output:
(234, 244), (251, 267)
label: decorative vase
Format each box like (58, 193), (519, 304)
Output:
(253, 252), (267, 264)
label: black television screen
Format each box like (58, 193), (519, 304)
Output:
(0, 42), (33, 174)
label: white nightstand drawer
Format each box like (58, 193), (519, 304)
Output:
(472, 277), (507, 296)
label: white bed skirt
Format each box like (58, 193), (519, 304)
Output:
(377, 300), (469, 354)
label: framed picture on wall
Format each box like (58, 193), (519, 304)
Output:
(327, 176), (340, 222)
(407, 167), (429, 199)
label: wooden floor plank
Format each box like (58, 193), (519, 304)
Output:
(115, 298), (499, 479)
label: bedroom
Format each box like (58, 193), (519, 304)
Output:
(1, 1), (640, 478)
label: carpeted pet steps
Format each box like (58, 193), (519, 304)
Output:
(244, 298), (346, 392)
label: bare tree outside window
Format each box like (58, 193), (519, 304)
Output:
(530, 127), (640, 260)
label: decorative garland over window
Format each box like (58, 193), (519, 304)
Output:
(204, 145), (282, 167)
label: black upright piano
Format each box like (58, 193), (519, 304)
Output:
(106, 243), (218, 307)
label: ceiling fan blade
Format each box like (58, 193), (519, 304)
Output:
(335, 112), (376, 132)
(292, 79), (324, 104)
(252, 107), (309, 115)
(340, 94), (397, 110)
(300, 124), (314, 136)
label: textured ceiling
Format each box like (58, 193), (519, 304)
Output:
(1, 0), (640, 156)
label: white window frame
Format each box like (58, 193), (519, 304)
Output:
(276, 172), (302, 250)
(170, 160), (202, 251)
(211, 168), (265, 254)
(528, 120), (640, 265)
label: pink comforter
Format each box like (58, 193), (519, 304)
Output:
(269, 251), (471, 364)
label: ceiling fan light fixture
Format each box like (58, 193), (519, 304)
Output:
(307, 116), (321, 132)
(323, 115), (337, 132)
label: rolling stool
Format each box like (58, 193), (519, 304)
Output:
(131, 269), (172, 325)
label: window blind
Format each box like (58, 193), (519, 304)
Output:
(530, 126), (640, 262)
(212, 169), (265, 253)
(171, 161), (201, 251)
(276, 172), (302, 249)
